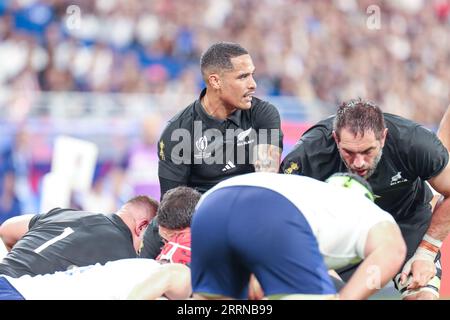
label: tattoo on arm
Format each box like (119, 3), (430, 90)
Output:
(253, 144), (281, 173)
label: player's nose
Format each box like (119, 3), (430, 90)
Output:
(353, 154), (366, 168)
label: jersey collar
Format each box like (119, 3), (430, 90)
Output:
(196, 88), (242, 127)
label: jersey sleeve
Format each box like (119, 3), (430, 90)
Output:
(401, 125), (449, 180)
(280, 140), (307, 175)
(253, 101), (283, 150)
(281, 119), (338, 180)
(28, 207), (63, 228)
(157, 120), (191, 191)
(28, 214), (41, 229)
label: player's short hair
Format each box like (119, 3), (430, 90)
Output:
(333, 98), (385, 140)
(200, 42), (249, 81)
(157, 186), (201, 230)
(325, 172), (375, 202)
(126, 195), (159, 220)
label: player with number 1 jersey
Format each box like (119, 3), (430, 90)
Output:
(0, 196), (157, 277)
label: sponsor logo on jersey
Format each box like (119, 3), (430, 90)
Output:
(390, 171), (407, 186)
(222, 161), (236, 172)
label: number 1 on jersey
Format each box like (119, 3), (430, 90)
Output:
(34, 227), (75, 253)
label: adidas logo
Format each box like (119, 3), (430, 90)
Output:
(222, 161), (236, 172)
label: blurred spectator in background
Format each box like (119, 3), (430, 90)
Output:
(122, 115), (162, 202)
(0, 127), (37, 224)
(1, 0), (450, 126)
(2, 0), (450, 225)
(76, 163), (118, 213)
(10, 128), (38, 213)
(0, 145), (20, 225)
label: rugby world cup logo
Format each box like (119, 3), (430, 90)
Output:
(196, 136), (208, 152)
(194, 135), (212, 160)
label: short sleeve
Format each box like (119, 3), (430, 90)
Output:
(280, 141), (306, 175)
(28, 214), (41, 229)
(157, 120), (190, 184)
(28, 208), (65, 229)
(281, 118), (338, 180)
(252, 102), (283, 150)
(402, 125), (449, 180)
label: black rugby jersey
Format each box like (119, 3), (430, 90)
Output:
(158, 89), (283, 196)
(0, 208), (137, 277)
(281, 113), (449, 225)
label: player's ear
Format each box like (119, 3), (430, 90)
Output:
(208, 73), (221, 90)
(380, 128), (388, 147)
(136, 220), (149, 237)
(332, 130), (340, 144)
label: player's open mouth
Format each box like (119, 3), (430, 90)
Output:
(243, 93), (254, 103)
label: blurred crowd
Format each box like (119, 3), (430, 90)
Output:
(0, 115), (163, 223)
(1, 0), (450, 125)
(2, 0), (450, 220)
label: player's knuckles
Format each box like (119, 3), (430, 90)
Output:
(412, 272), (422, 282)
(418, 277), (428, 287)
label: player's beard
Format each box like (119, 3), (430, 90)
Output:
(340, 149), (383, 179)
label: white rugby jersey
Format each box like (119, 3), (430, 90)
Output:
(6, 259), (161, 300)
(199, 172), (396, 269)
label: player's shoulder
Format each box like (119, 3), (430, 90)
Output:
(384, 113), (439, 147)
(302, 116), (334, 138)
(251, 96), (275, 108)
(384, 113), (435, 136)
(36, 209), (105, 227)
(384, 113), (417, 133)
(326, 184), (391, 220)
(163, 102), (196, 132)
(250, 97), (279, 114)
(32, 208), (78, 225)
(289, 116), (335, 154)
(384, 113), (418, 126)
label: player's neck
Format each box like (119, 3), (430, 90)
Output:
(116, 208), (133, 232)
(202, 93), (235, 120)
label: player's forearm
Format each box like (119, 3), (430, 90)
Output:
(0, 237), (8, 259)
(0, 214), (33, 250)
(253, 144), (281, 173)
(339, 244), (405, 299)
(437, 105), (450, 150)
(0, 230), (15, 251)
(127, 264), (191, 300)
(427, 196), (450, 241)
(127, 268), (171, 300)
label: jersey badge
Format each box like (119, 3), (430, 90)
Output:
(284, 162), (300, 174)
(159, 140), (165, 160)
(237, 128), (255, 146)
